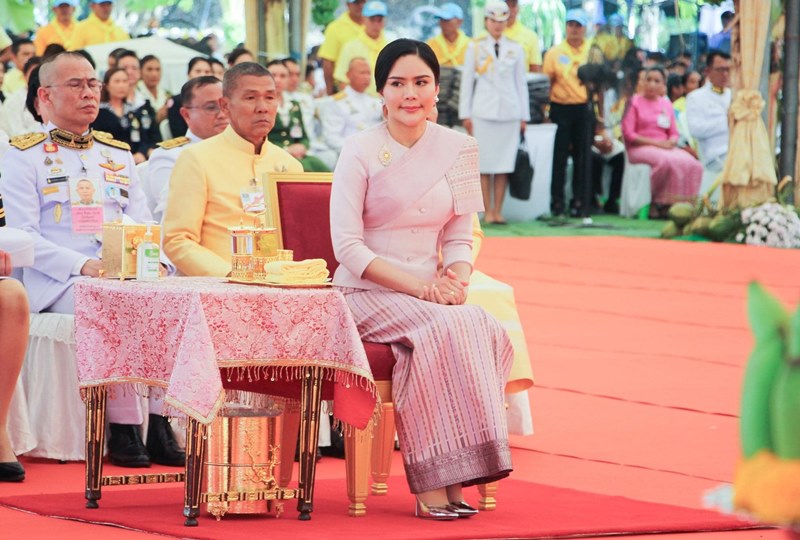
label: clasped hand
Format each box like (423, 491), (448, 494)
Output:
(419, 269), (468, 305)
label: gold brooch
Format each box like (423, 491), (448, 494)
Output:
(378, 145), (392, 167)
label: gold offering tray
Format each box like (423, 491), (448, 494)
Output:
(227, 278), (332, 288)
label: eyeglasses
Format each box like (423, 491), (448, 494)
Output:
(712, 67), (731, 73)
(45, 78), (104, 93)
(185, 103), (222, 114)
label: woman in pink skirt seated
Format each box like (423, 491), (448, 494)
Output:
(330, 39), (514, 521)
(622, 65), (702, 218)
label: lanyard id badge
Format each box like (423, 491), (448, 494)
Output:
(240, 179), (265, 214)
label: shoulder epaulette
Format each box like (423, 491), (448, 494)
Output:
(92, 129), (131, 151)
(333, 91), (347, 101)
(9, 132), (46, 151)
(157, 136), (190, 149)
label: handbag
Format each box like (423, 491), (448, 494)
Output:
(508, 133), (534, 200)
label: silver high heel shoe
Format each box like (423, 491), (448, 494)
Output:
(446, 500), (479, 518)
(415, 498), (459, 521)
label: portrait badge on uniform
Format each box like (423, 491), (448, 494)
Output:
(656, 112), (671, 129)
(559, 54), (570, 65)
(43, 143), (58, 153)
(68, 176), (104, 234)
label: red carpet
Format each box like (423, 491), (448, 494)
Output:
(0, 477), (762, 540)
(3, 236), (798, 538)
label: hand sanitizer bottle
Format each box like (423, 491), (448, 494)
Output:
(136, 222), (160, 281)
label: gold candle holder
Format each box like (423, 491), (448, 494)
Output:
(229, 227), (254, 281)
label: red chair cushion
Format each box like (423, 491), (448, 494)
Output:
(276, 182), (339, 275)
(363, 342), (395, 381)
(274, 180), (396, 383)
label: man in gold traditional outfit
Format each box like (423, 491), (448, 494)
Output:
(163, 62), (302, 277)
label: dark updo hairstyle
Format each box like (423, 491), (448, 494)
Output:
(374, 39), (439, 93)
(25, 65), (43, 123)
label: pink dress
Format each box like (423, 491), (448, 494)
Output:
(330, 122), (514, 493)
(622, 94), (703, 205)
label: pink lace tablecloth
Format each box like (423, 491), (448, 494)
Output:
(74, 277), (376, 428)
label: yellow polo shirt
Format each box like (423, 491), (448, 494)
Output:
(317, 11), (364, 63)
(163, 125), (303, 277)
(543, 39), (591, 105)
(1, 68), (25, 94)
(426, 30), (470, 67)
(70, 13), (129, 49)
(504, 22), (542, 68)
(333, 32), (387, 95)
(34, 19), (76, 54)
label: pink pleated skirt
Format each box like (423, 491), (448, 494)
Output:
(340, 287), (514, 493)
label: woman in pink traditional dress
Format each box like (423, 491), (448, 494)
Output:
(0, 194), (29, 482)
(330, 39), (514, 521)
(622, 66), (702, 218)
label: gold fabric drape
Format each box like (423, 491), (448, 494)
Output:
(721, 0), (778, 210)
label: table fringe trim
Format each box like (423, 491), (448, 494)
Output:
(222, 364), (382, 435)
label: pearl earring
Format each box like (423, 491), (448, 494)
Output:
(435, 96), (440, 103)
(380, 97), (385, 105)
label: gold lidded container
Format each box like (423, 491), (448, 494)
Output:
(204, 405), (284, 519)
(229, 226), (254, 281)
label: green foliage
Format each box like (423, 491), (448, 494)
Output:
(312, 0), (339, 28)
(125, 0), (192, 13)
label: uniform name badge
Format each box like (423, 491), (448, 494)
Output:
(240, 183), (265, 214)
(68, 176), (104, 234)
(289, 119), (304, 140)
(657, 113), (671, 129)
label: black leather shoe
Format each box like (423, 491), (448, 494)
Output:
(108, 423), (151, 468)
(0, 461), (25, 482)
(146, 415), (185, 467)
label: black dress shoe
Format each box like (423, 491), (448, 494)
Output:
(0, 461), (25, 482)
(108, 423), (151, 468)
(146, 415), (185, 467)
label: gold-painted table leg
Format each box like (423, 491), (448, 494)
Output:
(183, 418), (208, 526)
(478, 481), (498, 511)
(297, 365), (323, 521)
(85, 386), (107, 509)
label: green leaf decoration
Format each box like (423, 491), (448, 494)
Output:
(747, 282), (788, 341)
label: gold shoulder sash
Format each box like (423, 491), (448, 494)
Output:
(92, 129), (131, 151)
(157, 136), (190, 149)
(333, 91), (347, 101)
(9, 132), (46, 151)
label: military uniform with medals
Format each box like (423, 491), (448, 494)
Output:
(319, 86), (382, 155)
(0, 125), (151, 313)
(268, 100), (331, 172)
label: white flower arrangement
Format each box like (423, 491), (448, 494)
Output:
(735, 202), (800, 248)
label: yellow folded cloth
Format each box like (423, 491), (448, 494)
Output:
(263, 258), (330, 284)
